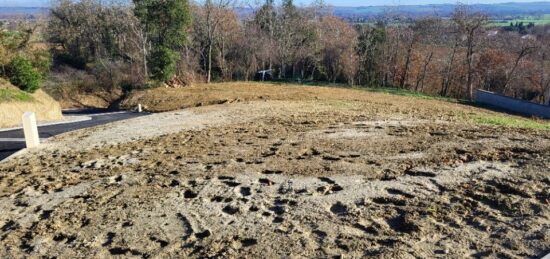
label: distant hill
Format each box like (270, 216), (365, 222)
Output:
(332, 2), (550, 19)
(2, 2), (550, 20)
(0, 7), (48, 19)
(237, 2), (550, 20)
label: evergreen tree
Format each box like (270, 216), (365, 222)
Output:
(254, 0), (276, 33)
(133, 0), (192, 82)
(282, 0), (298, 19)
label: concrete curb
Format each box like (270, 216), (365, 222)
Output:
(1, 148), (27, 163)
(87, 111), (130, 117)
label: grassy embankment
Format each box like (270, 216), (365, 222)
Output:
(360, 85), (550, 130)
(0, 88), (33, 102)
(365, 86), (549, 130)
(0, 79), (63, 128)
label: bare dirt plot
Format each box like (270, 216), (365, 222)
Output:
(120, 82), (475, 114)
(0, 84), (549, 258)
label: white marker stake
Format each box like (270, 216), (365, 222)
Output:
(138, 104), (142, 113)
(22, 112), (40, 148)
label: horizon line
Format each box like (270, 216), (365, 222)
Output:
(1, 0), (550, 8)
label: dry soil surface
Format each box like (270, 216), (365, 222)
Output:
(0, 85), (549, 258)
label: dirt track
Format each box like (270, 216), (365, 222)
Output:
(0, 84), (549, 258)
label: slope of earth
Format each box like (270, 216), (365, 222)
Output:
(0, 83), (549, 258)
(43, 68), (124, 109)
(120, 82), (467, 113)
(0, 79), (63, 128)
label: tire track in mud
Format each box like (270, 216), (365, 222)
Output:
(0, 101), (549, 258)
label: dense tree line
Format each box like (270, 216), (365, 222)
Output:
(44, 0), (550, 104)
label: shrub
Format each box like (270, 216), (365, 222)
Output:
(31, 50), (52, 77)
(7, 56), (43, 93)
(149, 46), (177, 82)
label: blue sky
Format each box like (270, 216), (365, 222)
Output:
(0, 0), (547, 7)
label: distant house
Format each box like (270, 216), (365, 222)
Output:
(255, 69), (273, 81)
(521, 34), (536, 40)
(487, 30), (499, 37)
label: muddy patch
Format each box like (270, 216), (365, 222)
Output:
(0, 100), (549, 258)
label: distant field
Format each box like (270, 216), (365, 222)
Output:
(355, 14), (550, 27)
(488, 14), (550, 26)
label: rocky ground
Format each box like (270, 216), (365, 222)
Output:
(0, 84), (549, 258)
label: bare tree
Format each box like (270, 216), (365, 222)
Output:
(195, 0), (236, 83)
(399, 17), (438, 89)
(440, 33), (460, 97)
(415, 51), (433, 91)
(48, 0), (147, 87)
(501, 34), (537, 93)
(452, 4), (488, 99)
(319, 16), (358, 84)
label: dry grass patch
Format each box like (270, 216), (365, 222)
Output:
(0, 79), (63, 128)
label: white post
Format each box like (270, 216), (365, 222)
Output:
(22, 112), (40, 148)
(137, 104), (142, 113)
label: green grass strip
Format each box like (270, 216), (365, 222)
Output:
(0, 88), (34, 102)
(473, 115), (550, 130)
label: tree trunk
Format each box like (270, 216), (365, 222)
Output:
(415, 51), (433, 91)
(390, 34), (400, 86)
(400, 40), (414, 89)
(207, 42), (212, 83)
(465, 32), (475, 100)
(142, 36), (148, 79)
(220, 39), (227, 81)
(441, 39), (458, 97)
(540, 52), (550, 106)
(502, 48), (531, 94)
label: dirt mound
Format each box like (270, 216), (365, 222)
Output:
(0, 95), (549, 257)
(121, 82), (465, 113)
(119, 82), (321, 112)
(0, 80), (63, 128)
(51, 88), (123, 109)
(56, 93), (114, 109)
